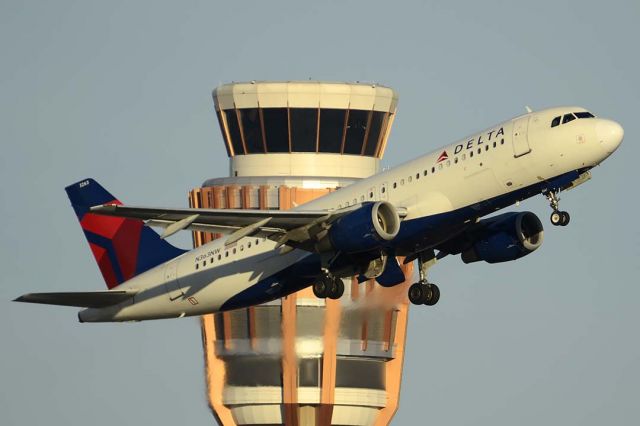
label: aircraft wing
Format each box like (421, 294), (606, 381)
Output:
(90, 203), (407, 248)
(14, 290), (136, 308)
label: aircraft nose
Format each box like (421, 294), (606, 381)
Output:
(596, 119), (624, 153)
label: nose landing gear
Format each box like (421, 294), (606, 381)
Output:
(545, 190), (570, 226)
(408, 250), (440, 306)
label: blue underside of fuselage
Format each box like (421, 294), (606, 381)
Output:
(220, 169), (584, 311)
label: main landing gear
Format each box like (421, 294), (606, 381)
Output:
(545, 190), (570, 226)
(408, 251), (440, 306)
(313, 272), (345, 300)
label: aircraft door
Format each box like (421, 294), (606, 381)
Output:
(512, 117), (532, 157)
(163, 261), (184, 301)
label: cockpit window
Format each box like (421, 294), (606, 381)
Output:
(574, 111), (595, 119)
(562, 113), (576, 124)
(551, 116), (561, 127)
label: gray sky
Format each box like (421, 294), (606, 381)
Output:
(1, 1), (638, 425)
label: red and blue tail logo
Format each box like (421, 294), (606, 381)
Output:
(65, 179), (186, 289)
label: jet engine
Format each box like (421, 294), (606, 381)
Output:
(461, 212), (544, 264)
(318, 201), (401, 254)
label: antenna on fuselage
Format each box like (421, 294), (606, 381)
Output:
(525, 106), (533, 113)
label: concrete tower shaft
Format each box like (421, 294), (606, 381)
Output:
(190, 82), (411, 426)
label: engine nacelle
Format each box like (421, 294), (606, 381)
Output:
(322, 201), (401, 254)
(461, 212), (544, 264)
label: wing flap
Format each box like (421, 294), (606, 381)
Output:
(14, 290), (136, 308)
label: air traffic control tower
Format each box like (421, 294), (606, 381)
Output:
(188, 81), (414, 426)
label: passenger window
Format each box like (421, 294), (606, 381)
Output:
(255, 239), (259, 245)
(446, 160), (450, 166)
(408, 176), (412, 183)
(369, 192), (373, 198)
(233, 248), (236, 254)
(493, 141), (496, 148)
(202, 261), (206, 267)
(353, 198), (357, 204)
(225, 252), (229, 257)
(240, 245), (244, 251)
(438, 163), (443, 170)
(195, 263), (199, 270)
(218, 254), (222, 260)
(500, 139), (505, 145)
(477, 148), (481, 154)
(400, 179), (404, 185)
(551, 116), (561, 127)
(423, 170), (427, 176)
(454, 157), (458, 164)
(393, 182), (397, 188)
(485, 145), (489, 151)
(470, 151), (474, 158)
(562, 113), (576, 124)
(462, 153), (466, 160)
(416, 173), (420, 179)
(210, 258), (214, 264)
(431, 167), (435, 173)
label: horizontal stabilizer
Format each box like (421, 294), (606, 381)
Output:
(14, 290), (136, 308)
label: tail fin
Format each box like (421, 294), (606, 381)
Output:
(65, 178), (186, 289)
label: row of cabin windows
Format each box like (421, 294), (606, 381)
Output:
(337, 138), (506, 208)
(551, 111), (595, 128)
(195, 238), (264, 270)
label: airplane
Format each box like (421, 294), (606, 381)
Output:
(15, 106), (623, 322)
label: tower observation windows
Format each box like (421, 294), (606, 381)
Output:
(319, 109), (347, 153)
(240, 108), (265, 153)
(262, 108), (289, 152)
(363, 111), (386, 156)
(216, 110), (232, 157)
(344, 109), (370, 154)
(223, 109), (245, 155)
(219, 106), (391, 156)
(290, 108), (318, 152)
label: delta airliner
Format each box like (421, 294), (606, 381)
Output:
(15, 106), (623, 322)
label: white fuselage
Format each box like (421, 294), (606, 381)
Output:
(79, 106), (622, 322)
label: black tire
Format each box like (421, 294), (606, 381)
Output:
(425, 284), (440, 306)
(328, 277), (345, 300)
(409, 283), (430, 305)
(560, 211), (570, 226)
(550, 211), (562, 226)
(313, 279), (327, 298)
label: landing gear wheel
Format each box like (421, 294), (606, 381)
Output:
(424, 284), (440, 306)
(327, 277), (345, 300)
(313, 279), (328, 299)
(409, 283), (428, 305)
(560, 211), (570, 226)
(550, 211), (563, 226)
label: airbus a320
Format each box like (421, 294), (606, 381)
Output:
(15, 107), (623, 322)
